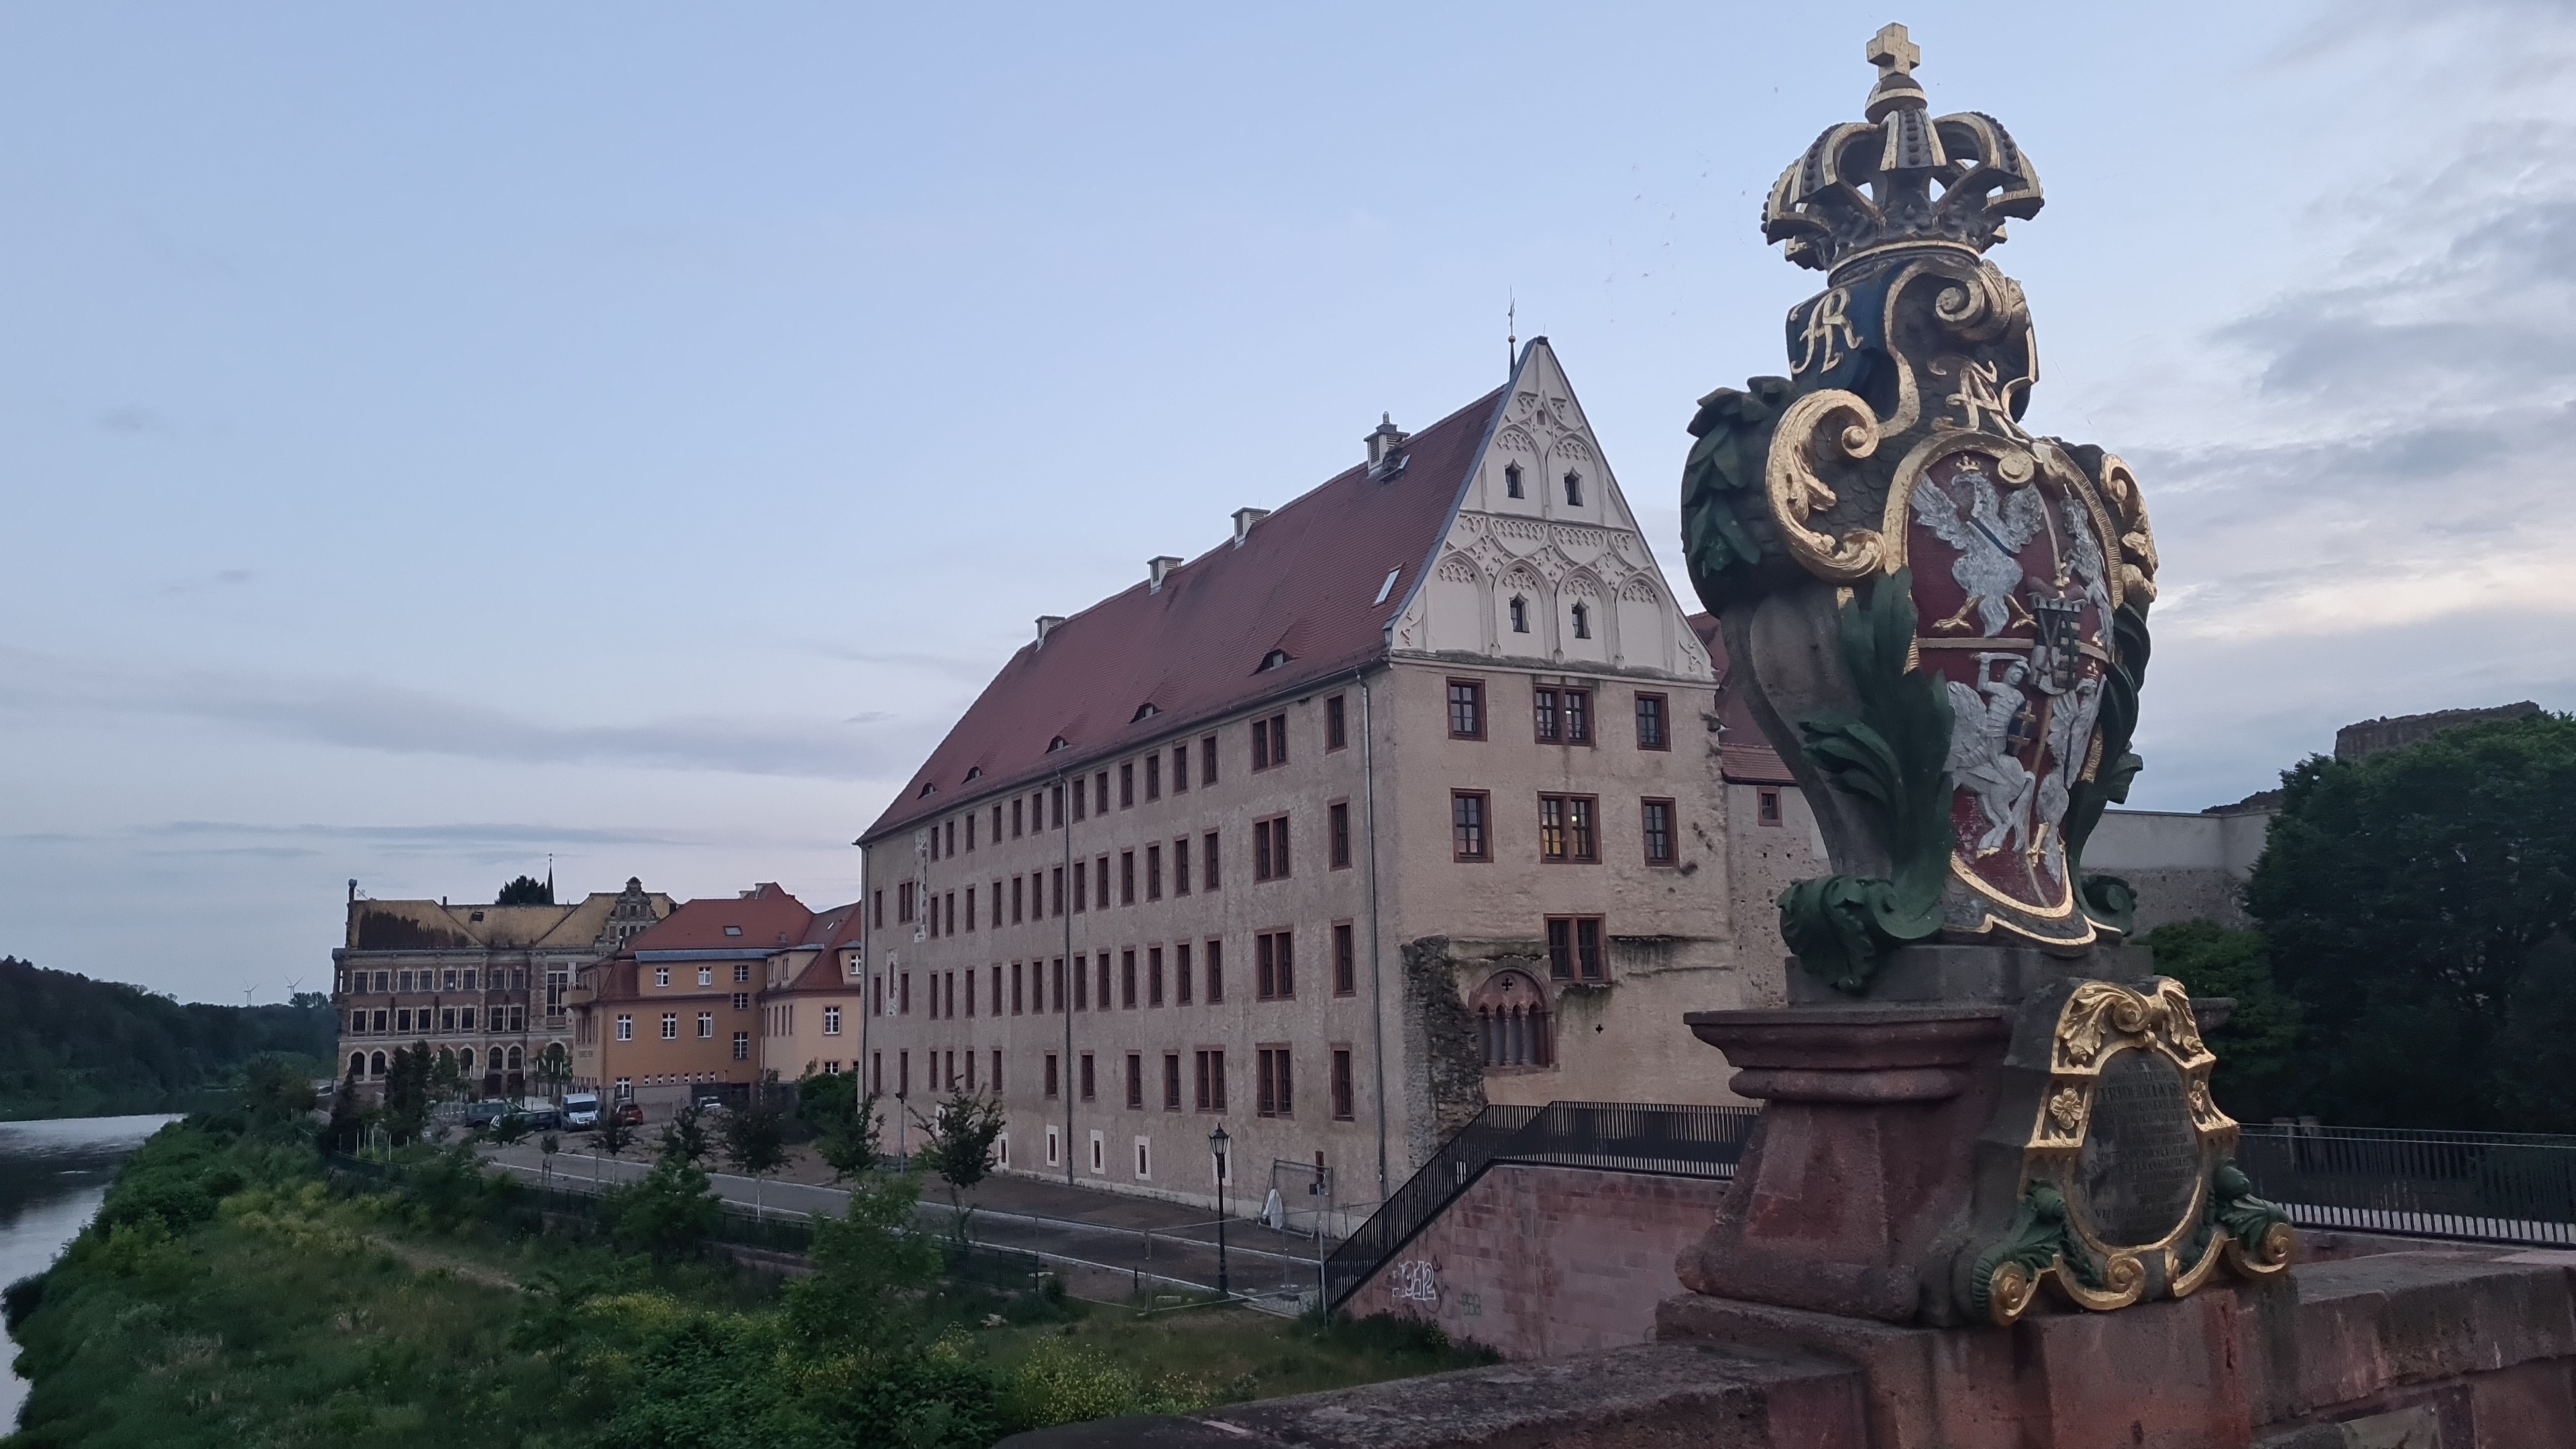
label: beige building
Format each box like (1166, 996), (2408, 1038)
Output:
(331, 876), (669, 1098)
(759, 903), (868, 1086)
(853, 340), (1774, 1213)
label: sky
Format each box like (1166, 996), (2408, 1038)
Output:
(5, 3), (2573, 1002)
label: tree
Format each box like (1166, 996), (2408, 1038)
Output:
(910, 1088), (1007, 1242)
(720, 1093), (790, 1220)
(2138, 921), (2302, 1123)
(599, 1157), (721, 1258)
(325, 1063), (367, 1155)
(2245, 712), (2576, 1128)
(593, 1099), (637, 1185)
(532, 1042), (573, 1107)
(659, 1099), (711, 1168)
(379, 1043), (436, 1144)
(496, 875), (554, 906)
(490, 1108), (532, 1147)
(799, 1071), (883, 1183)
(239, 1054), (317, 1128)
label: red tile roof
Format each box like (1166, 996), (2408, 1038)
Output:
(626, 882), (814, 954)
(861, 383), (1511, 843)
(1691, 612), (1797, 786)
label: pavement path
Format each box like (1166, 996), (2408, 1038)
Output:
(482, 1141), (1336, 1307)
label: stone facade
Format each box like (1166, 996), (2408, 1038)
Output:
(1342, 1163), (1735, 1360)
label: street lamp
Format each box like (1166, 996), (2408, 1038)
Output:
(1209, 1124), (1230, 1299)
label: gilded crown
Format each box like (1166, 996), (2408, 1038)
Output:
(1763, 23), (2044, 276)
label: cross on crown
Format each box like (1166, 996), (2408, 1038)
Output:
(1866, 22), (1920, 83)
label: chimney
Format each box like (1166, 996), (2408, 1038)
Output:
(1364, 412), (1408, 468)
(347, 877), (358, 904)
(1148, 555), (1183, 593)
(1232, 508), (1270, 546)
(1035, 615), (1067, 647)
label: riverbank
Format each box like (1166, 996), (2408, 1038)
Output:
(0, 1115), (178, 1434)
(3, 1116), (1487, 1447)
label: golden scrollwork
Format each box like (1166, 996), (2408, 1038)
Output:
(2092, 453), (2159, 604)
(2052, 978), (2208, 1075)
(1764, 388), (1887, 580)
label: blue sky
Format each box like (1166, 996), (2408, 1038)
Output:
(5, 3), (2572, 1001)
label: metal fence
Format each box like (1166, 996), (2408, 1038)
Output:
(2237, 1123), (2576, 1248)
(1320, 1101), (1756, 1309)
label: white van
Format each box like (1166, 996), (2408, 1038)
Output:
(561, 1092), (601, 1129)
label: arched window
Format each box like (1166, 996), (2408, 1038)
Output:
(459, 1046), (476, 1073)
(1468, 971), (1553, 1069)
(1570, 602), (1591, 639)
(1504, 463), (1524, 498)
(1509, 596), (1529, 633)
(369, 1051), (388, 1077)
(1563, 470), (1583, 506)
(348, 1052), (366, 1080)
(507, 1045), (524, 1071)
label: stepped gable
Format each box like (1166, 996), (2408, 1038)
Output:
(1690, 612), (1793, 786)
(862, 383), (1510, 843)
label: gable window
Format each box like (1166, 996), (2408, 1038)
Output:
(1251, 713), (1288, 770)
(1636, 693), (1670, 750)
(1504, 462), (1524, 498)
(1570, 602), (1591, 639)
(1547, 916), (1607, 982)
(1564, 470), (1584, 506)
(1256, 930), (1295, 999)
(1328, 801), (1352, 869)
(1759, 788), (1784, 826)
(1253, 815), (1290, 881)
(1452, 791), (1491, 861)
(1539, 794), (1600, 862)
(1534, 687), (1593, 744)
(1326, 694), (1347, 750)
(655, 966), (671, 988)
(1643, 798), (1677, 865)
(1447, 680), (1485, 739)
(1509, 596), (1529, 633)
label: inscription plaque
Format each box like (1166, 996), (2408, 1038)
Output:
(2072, 1047), (2202, 1247)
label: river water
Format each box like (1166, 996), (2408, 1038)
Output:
(0, 1114), (178, 1431)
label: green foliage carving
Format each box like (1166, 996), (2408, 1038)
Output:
(1776, 570), (1954, 993)
(1679, 376), (1803, 614)
(2061, 588), (2153, 931)
(2206, 1159), (2289, 1252)
(1968, 1182), (2096, 1323)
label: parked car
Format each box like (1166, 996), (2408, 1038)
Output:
(611, 1102), (645, 1127)
(561, 1093), (601, 1130)
(510, 1098), (561, 1132)
(463, 1100), (510, 1126)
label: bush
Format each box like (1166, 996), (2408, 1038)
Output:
(601, 1159), (723, 1258)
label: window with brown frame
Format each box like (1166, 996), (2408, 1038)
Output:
(1538, 794), (1601, 862)
(1164, 1053), (1184, 1109)
(1256, 929), (1294, 1000)
(1758, 788), (1784, 826)
(1256, 1046), (1293, 1118)
(1331, 1047), (1355, 1120)
(1447, 679), (1485, 739)
(1250, 712), (1288, 770)
(1328, 801), (1351, 868)
(897, 881), (914, 922)
(1193, 1049), (1227, 1112)
(1253, 815), (1290, 880)
(1642, 798), (1676, 865)
(1546, 916), (1607, 981)
(1326, 694), (1348, 750)
(1452, 791), (1491, 861)
(1333, 921), (1356, 996)
(1534, 686), (1594, 744)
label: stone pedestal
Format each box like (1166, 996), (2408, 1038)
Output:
(1676, 1004), (2013, 1324)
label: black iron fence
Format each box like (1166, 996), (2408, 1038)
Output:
(1321, 1101), (1755, 1309)
(2237, 1123), (2576, 1248)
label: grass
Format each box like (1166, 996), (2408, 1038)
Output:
(984, 1296), (1499, 1407)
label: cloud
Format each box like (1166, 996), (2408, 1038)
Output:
(0, 646), (924, 781)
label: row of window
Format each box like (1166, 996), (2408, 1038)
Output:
(1450, 793), (1678, 865)
(340, 966), (533, 996)
(605, 1012), (758, 1058)
(343, 1042), (531, 1079)
(347, 1004), (531, 1034)
(1499, 460), (1586, 507)
(872, 1043), (1360, 1122)
(1444, 680), (1670, 749)
(888, 923), (1366, 1020)
(647, 963), (755, 989)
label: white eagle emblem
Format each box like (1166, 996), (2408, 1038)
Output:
(1911, 463), (2045, 635)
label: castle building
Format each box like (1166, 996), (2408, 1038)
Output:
(852, 339), (1770, 1211)
(330, 876), (669, 1098)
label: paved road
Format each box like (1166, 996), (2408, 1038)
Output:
(483, 1142), (1331, 1307)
